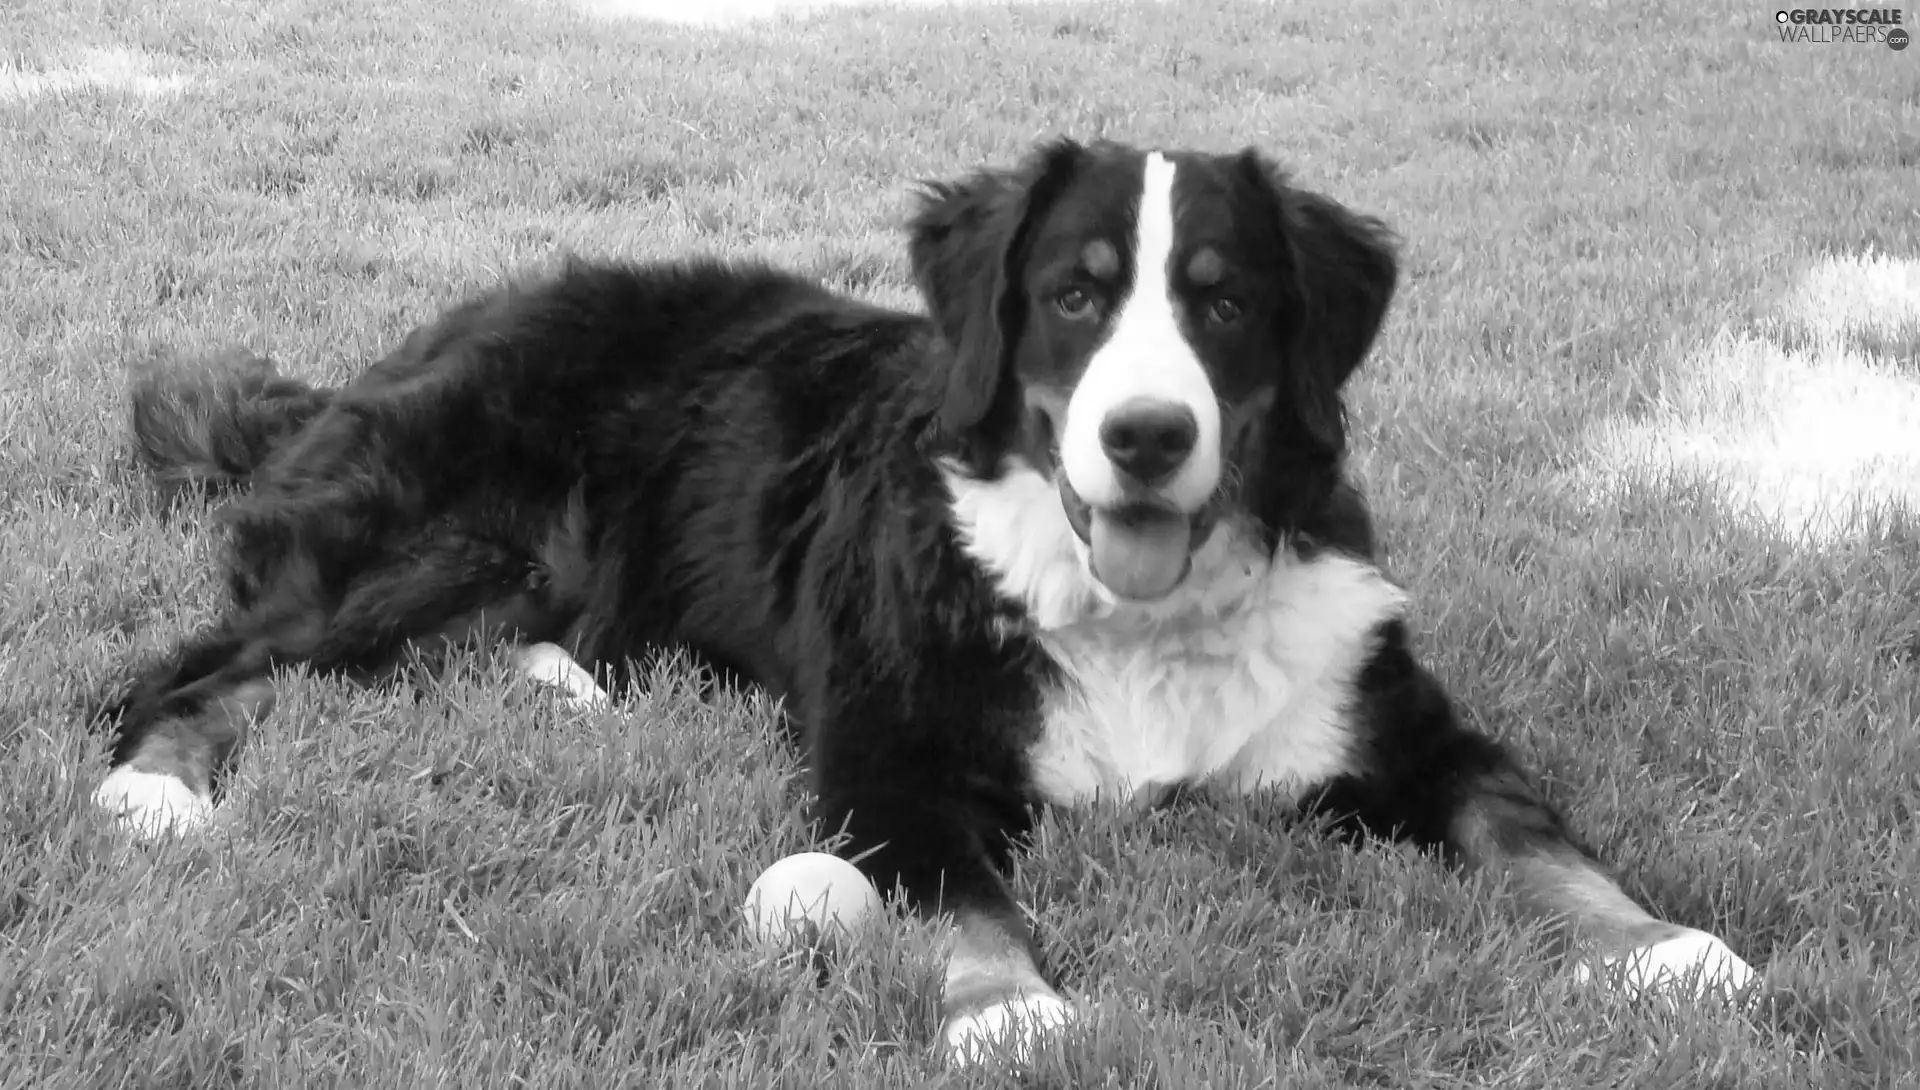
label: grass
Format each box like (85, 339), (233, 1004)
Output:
(2, 0), (1917, 1085)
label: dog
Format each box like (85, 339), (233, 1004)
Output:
(91, 137), (1757, 1067)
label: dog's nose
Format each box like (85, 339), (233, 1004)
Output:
(1099, 398), (1198, 486)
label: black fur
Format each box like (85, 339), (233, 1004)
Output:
(106, 255), (1063, 934)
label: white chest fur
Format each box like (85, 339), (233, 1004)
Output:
(1028, 553), (1405, 807)
(942, 461), (1409, 809)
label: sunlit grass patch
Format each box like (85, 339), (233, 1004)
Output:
(1773, 251), (1920, 361)
(0, 47), (190, 104)
(565, 0), (1142, 27)
(1584, 255), (1920, 544)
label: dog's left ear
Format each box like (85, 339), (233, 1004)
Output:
(1235, 150), (1398, 464)
(1238, 150), (1400, 391)
(909, 138), (1084, 435)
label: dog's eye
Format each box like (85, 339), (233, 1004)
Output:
(1207, 297), (1243, 325)
(1056, 287), (1097, 319)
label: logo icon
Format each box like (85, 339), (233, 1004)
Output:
(1776, 9), (1791, 21)
(1892, 26), (1911, 48)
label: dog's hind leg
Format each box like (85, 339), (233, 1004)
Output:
(317, 530), (607, 706)
(91, 627), (279, 838)
(328, 553), (610, 707)
(93, 534), (565, 839)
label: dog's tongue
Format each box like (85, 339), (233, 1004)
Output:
(1089, 508), (1193, 600)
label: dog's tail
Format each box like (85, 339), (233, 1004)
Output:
(130, 350), (335, 501)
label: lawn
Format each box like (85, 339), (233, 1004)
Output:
(2, 0), (1917, 1086)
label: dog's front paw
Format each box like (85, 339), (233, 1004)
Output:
(92, 767), (213, 840)
(1577, 927), (1755, 1001)
(941, 989), (1076, 1068)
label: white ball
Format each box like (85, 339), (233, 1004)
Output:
(742, 851), (884, 946)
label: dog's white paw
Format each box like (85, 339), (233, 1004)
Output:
(942, 990), (1075, 1068)
(1576, 928), (1756, 1001)
(92, 767), (213, 840)
(510, 642), (610, 709)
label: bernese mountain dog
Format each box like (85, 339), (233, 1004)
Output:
(91, 137), (1756, 1066)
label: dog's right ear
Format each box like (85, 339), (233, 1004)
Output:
(909, 138), (1083, 435)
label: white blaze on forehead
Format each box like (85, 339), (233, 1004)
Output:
(1059, 152), (1223, 513)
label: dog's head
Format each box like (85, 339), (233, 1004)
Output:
(913, 138), (1397, 611)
